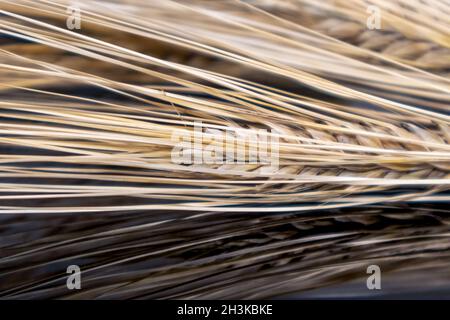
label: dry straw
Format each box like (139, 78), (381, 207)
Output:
(0, 0), (449, 214)
(0, 0), (449, 299)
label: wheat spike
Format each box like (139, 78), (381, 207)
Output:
(0, 0), (449, 299)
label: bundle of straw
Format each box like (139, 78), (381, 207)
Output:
(0, 0), (449, 299)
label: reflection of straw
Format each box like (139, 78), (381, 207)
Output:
(2, 204), (450, 299)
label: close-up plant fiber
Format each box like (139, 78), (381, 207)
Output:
(0, 0), (449, 300)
